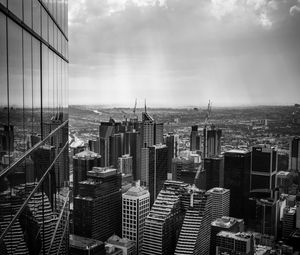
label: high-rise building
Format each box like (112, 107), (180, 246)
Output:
(69, 234), (106, 255)
(99, 119), (115, 166)
(141, 112), (154, 148)
(140, 147), (149, 186)
(203, 125), (222, 158)
(289, 137), (300, 172)
(154, 123), (164, 145)
(164, 133), (179, 173)
(110, 133), (124, 168)
(125, 131), (141, 180)
(224, 149), (251, 220)
(122, 181), (150, 254)
(148, 144), (169, 205)
(204, 156), (224, 189)
(73, 167), (122, 241)
(251, 145), (277, 195)
(216, 231), (254, 255)
(282, 206), (296, 240)
(106, 235), (136, 255)
(0, 0), (69, 253)
(190, 125), (201, 151)
(276, 171), (293, 195)
(73, 150), (101, 197)
(174, 188), (213, 255)
(142, 181), (189, 255)
(207, 187), (230, 221)
(171, 157), (195, 183)
(210, 217), (244, 255)
(118, 154), (133, 175)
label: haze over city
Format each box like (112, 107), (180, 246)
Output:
(69, 0), (300, 107)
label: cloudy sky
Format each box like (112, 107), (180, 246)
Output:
(68, 0), (300, 107)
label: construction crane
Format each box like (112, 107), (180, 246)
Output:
(204, 100), (212, 127)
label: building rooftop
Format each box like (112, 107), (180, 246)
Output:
(73, 149), (100, 159)
(208, 187), (230, 194)
(277, 171), (291, 177)
(123, 182), (149, 197)
(226, 149), (249, 154)
(107, 234), (135, 247)
(217, 231), (253, 241)
(87, 167), (117, 178)
(69, 234), (103, 250)
(211, 216), (243, 228)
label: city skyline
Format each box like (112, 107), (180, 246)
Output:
(69, 0), (300, 107)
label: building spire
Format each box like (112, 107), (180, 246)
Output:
(144, 98), (147, 113)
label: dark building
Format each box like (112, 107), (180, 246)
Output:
(171, 157), (195, 182)
(72, 150), (101, 197)
(148, 145), (169, 205)
(190, 125), (201, 151)
(203, 125), (222, 158)
(204, 156), (224, 189)
(141, 112), (154, 148)
(69, 234), (105, 255)
(74, 167), (122, 241)
(154, 123), (164, 145)
(164, 133), (179, 173)
(125, 131), (141, 180)
(251, 145), (277, 195)
(282, 207), (296, 240)
(224, 149), (251, 221)
(99, 119), (115, 166)
(290, 137), (300, 172)
(109, 133), (124, 168)
(0, 124), (14, 155)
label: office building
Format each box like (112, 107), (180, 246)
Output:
(174, 188), (213, 255)
(125, 131), (141, 180)
(164, 133), (179, 173)
(289, 137), (300, 172)
(251, 145), (277, 195)
(171, 157), (195, 183)
(190, 125), (201, 151)
(72, 150), (101, 197)
(118, 154), (133, 175)
(73, 167), (122, 241)
(256, 198), (278, 238)
(107, 235), (136, 255)
(277, 171), (293, 195)
(88, 139), (100, 154)
(142, 181), (189, 255)
(282, 207), (296, 239)
(122, 181), (150, 254)
(203, 125), (222, 158)
(140, 147), (149, 186)
(207, 187), (230, 221)
(69, 234), (105, 255)
(148, 144), (169, 205)
(141, 112), (154, 148)
(204, 156), (224, 189)
(110, 133), (124, 168)
(0, 0), (69, 253)
(210, 217), (244, 255)
(99, 119), (115, 166)
(216, 231), (254, 255)
(105, 244), (123, 255)
(224, 149), (251, 220)
(154, 123), (164, 145)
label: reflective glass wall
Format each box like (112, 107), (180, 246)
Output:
(0, 0), (69, 254)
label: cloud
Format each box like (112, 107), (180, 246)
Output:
(290, 1), (300, 16)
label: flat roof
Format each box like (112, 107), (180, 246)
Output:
(69, 234), (103, 250)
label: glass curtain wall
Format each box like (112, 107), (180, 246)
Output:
(0, 0), (69, 254)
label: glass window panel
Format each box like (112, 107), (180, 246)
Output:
(58, 31), (61, 55)
(8, 0), (22, 20)
(53, 54), (57, 115)
(32, 38), (41, 137)
(24, 0), (32, 28)
(58, 57), (62, 114)
(8, 19), (24, 156)
(49, 51), (54, 117)
(42, 44), (51, 122)
(23, 31), (33, 145)
(33, 0), (41, 36)
(42, 7), (48, 42)
(49, 19), (54, 47)
(53, 25), (57, 51)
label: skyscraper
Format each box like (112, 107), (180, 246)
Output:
(164, 133), (179, 173)
(204, 156), (224, 189)
(154, 123), (164, 145)
(0, 0), (69, 253)
(207, 187), (230, 221)
(190, 125), (201, 151)
(148, 144), (169, 205)
(118, 154), (133, 175)
(289, 137), (300, 172)
(250, 145), (277, 195)
(203, 125), (222, 158)
(122, 181), (150, 254)
(224, 149), (251, 220)
(72, 150), (101, 197)
(174, 187), (213, 255)
(141, 112), (154, 148)
(171, 157), (195, 183)
(142, 181), (189, 255)
(74, 167), (122, 241)
(99, 119), (115, 166)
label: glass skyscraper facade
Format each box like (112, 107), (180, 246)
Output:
(0, 0), (69, 254)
